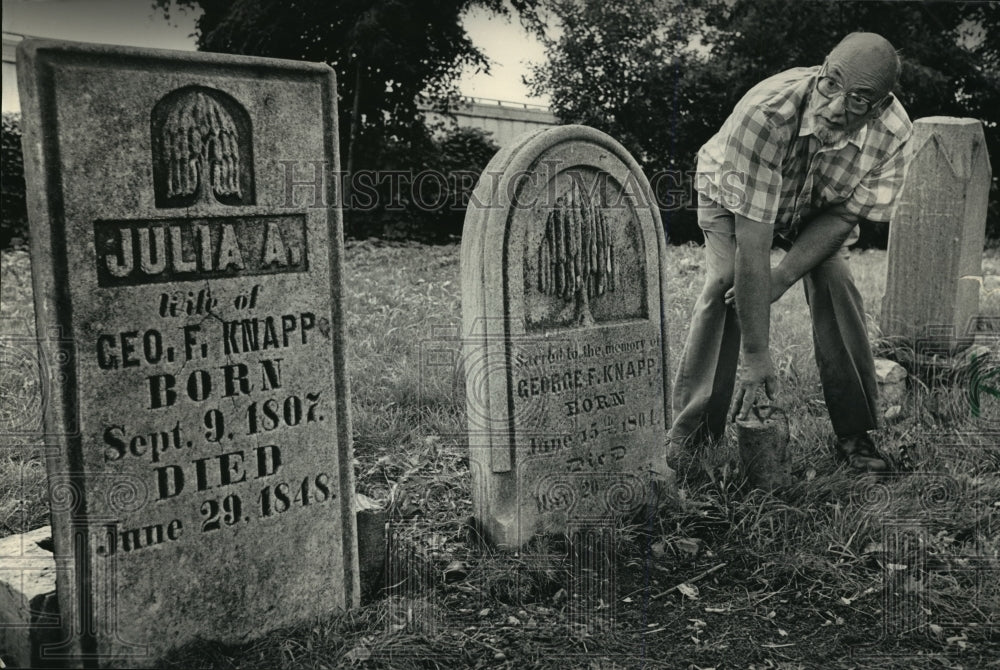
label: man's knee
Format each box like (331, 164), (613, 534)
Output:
(702, 271), (734, 300)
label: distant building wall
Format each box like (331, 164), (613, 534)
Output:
(422, 97), (559, 148)
(3, 34), (21, 113)
(3, 34), (560, 148)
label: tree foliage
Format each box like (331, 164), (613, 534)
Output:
(529, 0), (1000, 244)
(155, 0), (540, 173)
(348, 125), (500, 241)
(1, 113), (28, 250)
(528, 0), (706, 166)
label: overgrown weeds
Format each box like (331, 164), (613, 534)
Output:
(1, 242), (997, 669)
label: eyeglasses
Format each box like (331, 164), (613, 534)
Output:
(814, 66), (882, 115)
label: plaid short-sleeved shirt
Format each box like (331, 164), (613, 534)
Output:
(695, 66), (913, 234)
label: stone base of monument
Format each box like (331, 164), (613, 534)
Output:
(474, 459), (676, 550)
(875, 358), (908, 403)
(0, 497), (388, 667)
(875, 357), (909, 422)
(356, 493), (387, 603)
(893, 340), (995, 386)
(875, 337), (998, 429)
(0, 526), (60, 669)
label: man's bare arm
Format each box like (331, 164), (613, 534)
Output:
(726, 203), (860, 305)
(772, 203), (860, 298)
(732, 213), (779, 420)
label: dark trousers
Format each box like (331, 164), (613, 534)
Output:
(668, 205), (879, 447)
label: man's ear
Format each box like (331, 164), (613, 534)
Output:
(872, 92), (894, 118)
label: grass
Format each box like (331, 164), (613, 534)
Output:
(1, 240), (999, 669)
(0, 249), (48, 537)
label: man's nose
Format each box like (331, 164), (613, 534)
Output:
(827, 93), (847, 117)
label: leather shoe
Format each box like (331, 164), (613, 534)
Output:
(834, 433), (891, 473)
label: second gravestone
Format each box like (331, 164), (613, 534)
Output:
(17, 41), (358, 666)
(461, 125), (672, 547)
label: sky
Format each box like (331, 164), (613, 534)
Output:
(1, 0), (550, 113)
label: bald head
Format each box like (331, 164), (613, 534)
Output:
(825, 32), (899, 100)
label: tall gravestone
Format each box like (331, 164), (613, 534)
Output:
(461, 125), (672, 547)
(881, 117), (992, 348)
(17, 40), (358, 667)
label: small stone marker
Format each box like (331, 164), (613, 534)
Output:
(881, 117), (992, 349)
(17, 40), (358, 667)
(461, 125), (672, 547)
(736, 408), (790, 491)
(875, 358), (907, 404)
(0, 527), (58, 669)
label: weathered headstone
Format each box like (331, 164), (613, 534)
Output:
(461, 125), (672, 547)
(881, 117), (992, 349)
(17, 40), (358, 667)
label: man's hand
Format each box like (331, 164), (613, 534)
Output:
(732, 352), (780, 422)
(724, 269), (792, 307)
(726, 205), (861, 309)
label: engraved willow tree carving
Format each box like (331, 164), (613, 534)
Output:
(537, 181), (616, 326)
(159, 90), (243, 205)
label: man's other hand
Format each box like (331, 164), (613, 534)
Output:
(724, 269), (792, 307)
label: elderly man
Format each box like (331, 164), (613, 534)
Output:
(668, 32), (912, 473)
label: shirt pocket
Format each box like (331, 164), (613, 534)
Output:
(817, 181), (853, 207)
(812, 148), (868, 209)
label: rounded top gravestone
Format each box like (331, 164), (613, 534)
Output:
(461, 125), (673, 548)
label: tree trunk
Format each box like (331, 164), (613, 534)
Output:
(575, 286), (595, 326)
(344, 61), (363, 211)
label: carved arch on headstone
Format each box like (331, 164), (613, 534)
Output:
(151, 85), (255, 208)
(528, 169), (647, 330)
